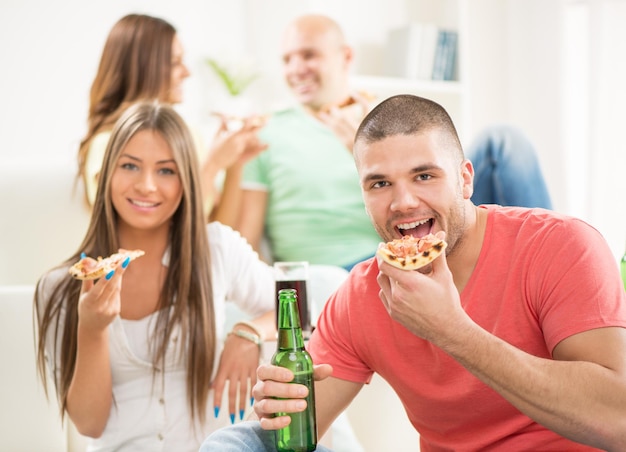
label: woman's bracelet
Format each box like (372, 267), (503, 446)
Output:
(228, 328), (262, 353)
(232, 320), (264, 340)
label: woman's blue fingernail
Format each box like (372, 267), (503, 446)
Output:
(122, 256), (130, 269)
(105, 269), (115, 280)
(250, 397), (254, 406)
(239, 409), (245, 420)
(229, 413), (235, 424)
(214, 406), (220, 418)
(80, 252), (86, 259)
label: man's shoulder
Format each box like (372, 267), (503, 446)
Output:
(342, 257), (380, 291)
(489, 205), (593, 233)
(486, 205), (606, 254)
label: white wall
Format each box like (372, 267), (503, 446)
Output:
(585, 0), (626, 263)
(466, 0), (625, 260)
(0, 0), (252, 169)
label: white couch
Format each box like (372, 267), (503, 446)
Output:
(0, 161), (90, 450)
(0, 161), (91, 286)
(0, 285), (69, 451)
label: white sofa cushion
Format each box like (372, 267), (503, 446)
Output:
(0, 162), (90, 286)
(0, 285), (68, 451)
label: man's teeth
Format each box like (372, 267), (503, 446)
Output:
(131, 200), (157, 207)
(292, 80), (315, 93)
(397, 219), (430, 230)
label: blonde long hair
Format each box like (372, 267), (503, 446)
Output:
(37, 101), (216, 424)
(77, 14), (177, 203)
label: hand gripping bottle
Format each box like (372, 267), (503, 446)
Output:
(272, 288), (317, 451)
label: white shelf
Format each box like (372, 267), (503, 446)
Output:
(350, 0), (469, 136)
(352, 75), (465, 96)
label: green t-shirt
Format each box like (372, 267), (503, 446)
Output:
(243, 107), (380, 267)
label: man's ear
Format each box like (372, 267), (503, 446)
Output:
(461, 159), (474, 200)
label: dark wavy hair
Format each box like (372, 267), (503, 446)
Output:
(77, 14), (177, 204)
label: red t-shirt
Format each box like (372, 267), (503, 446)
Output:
(308, 206), (626, 451)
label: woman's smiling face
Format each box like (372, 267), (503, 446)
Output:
(111, 129), (183, 233)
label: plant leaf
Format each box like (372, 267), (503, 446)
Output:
(206, 58), (258, 96)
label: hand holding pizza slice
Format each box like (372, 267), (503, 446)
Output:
(377, 232), (447, 270)
(69, 249), (145, 280)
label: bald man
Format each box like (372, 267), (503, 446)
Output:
(237, 15), (380, 271)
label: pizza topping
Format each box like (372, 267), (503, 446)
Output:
(321, 91), (375, 112)
(377, 233), (447, 271)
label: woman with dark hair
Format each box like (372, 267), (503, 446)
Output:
(78, 13), (266, 223)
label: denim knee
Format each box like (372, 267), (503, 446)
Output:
(199, 421), (275, 452)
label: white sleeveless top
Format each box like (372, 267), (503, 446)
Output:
(38, 223), (275, 451)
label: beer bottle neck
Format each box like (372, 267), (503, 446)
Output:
(277, 291), (305, 350)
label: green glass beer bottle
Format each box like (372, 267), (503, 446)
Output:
(272, 288), (317, 452)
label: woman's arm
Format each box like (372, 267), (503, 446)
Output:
(66, 260), (129, 437)
(235, 190), (268, 258)
(202, 118), (267, 223)
(209, 164), (244, 227)
(66, 324), (113, 437)
(232, 311), (276, 341)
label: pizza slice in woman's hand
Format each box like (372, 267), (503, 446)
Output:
(377, 233), (447, 270)
(69, 249), (145, 280)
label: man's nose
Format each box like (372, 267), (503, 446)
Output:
(390, 185), (418, 212)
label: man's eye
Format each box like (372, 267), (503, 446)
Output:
(416, 174), (432, 181)
(371, 181), (389, 189)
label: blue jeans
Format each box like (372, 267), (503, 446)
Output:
(199, 421), (334, 452)
(467, 124), (552, 209)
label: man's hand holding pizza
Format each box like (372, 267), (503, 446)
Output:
(315, 91), (374, 152)
(376, 233), (472, 345)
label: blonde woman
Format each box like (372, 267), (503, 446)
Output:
(37, 101), (275, 451)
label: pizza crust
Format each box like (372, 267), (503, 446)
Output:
(69, 249), (145, 280)
(377, 235), (447, 270)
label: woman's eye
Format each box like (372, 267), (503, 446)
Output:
(120, 162), (138, 171)
(158, 167), (176, 176)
